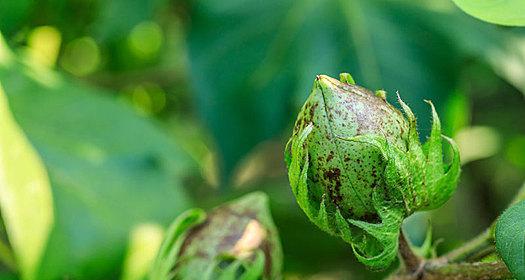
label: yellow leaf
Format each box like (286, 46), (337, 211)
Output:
(0, 83), (54, 280)
(121, 224), (164, 280)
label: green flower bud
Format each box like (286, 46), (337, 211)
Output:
(149, 192), (282, 280)
(285, 74), (460, 269)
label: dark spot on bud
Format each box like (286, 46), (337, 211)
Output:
(324, 168), (342, 204)
(371, 168), (377, 179)
(326, 151), (334, 162)
(260, 240), (273, 276)
(309, 102), (319, 120)
(178, 206), (259, 262)
(324, 168), (340, 181)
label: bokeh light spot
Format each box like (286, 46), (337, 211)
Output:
(127, 21), (163, 60)
(121, 223), (164, 280)
(26, 26), (61, 67)
(60, 37), (101, 76)
(455, 126), (501, 164)
(122, 83), (167, 116)
(506, 136), (525, 169)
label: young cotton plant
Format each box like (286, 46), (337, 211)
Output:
(285, 73), (460, 270)
(149, 192), (282, 280)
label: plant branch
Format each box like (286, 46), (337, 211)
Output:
(398, 231), (423, 274)
(391, 183), (525, 279)
(389, 261), (512, 280)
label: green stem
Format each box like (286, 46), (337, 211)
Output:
(426, 261), (511, 279)
(441, 228), (493, 263)
(441, 182), (525, 263)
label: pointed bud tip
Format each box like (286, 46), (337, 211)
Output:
(315, 73), (359, 95)
(315, 73), (356, 88)
(314, 74), (341, 93)
(423, 99), (438, 114)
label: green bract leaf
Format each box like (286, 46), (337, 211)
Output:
(452, 0), (525, 26)
(149, 209), (207, 280)
(495, 200), (525, 279)
(0, 84), (54, 280)
(285, 74), (460, 269)
(0, 34), (193, 279)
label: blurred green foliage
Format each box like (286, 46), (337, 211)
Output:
(0, 36), (193, 278)
(188, 0), (525, 182)
(0, 0), (524, 279)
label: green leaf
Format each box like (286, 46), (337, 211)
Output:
(452, 0), (525, 26)
(0, 84), (54, 280)
(0, 36), (194, 279)
(495, 200), (525, 279)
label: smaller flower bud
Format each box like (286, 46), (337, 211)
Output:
(149, 192), (282, 280)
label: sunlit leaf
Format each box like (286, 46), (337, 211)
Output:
(495, 200), (525, 279)
(452, 0), (525, 26)
(0, 84), (54, 280)
(454, 126), (501, 164)
(121, 224), (164, 280)
(0, 36), (194, 279)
